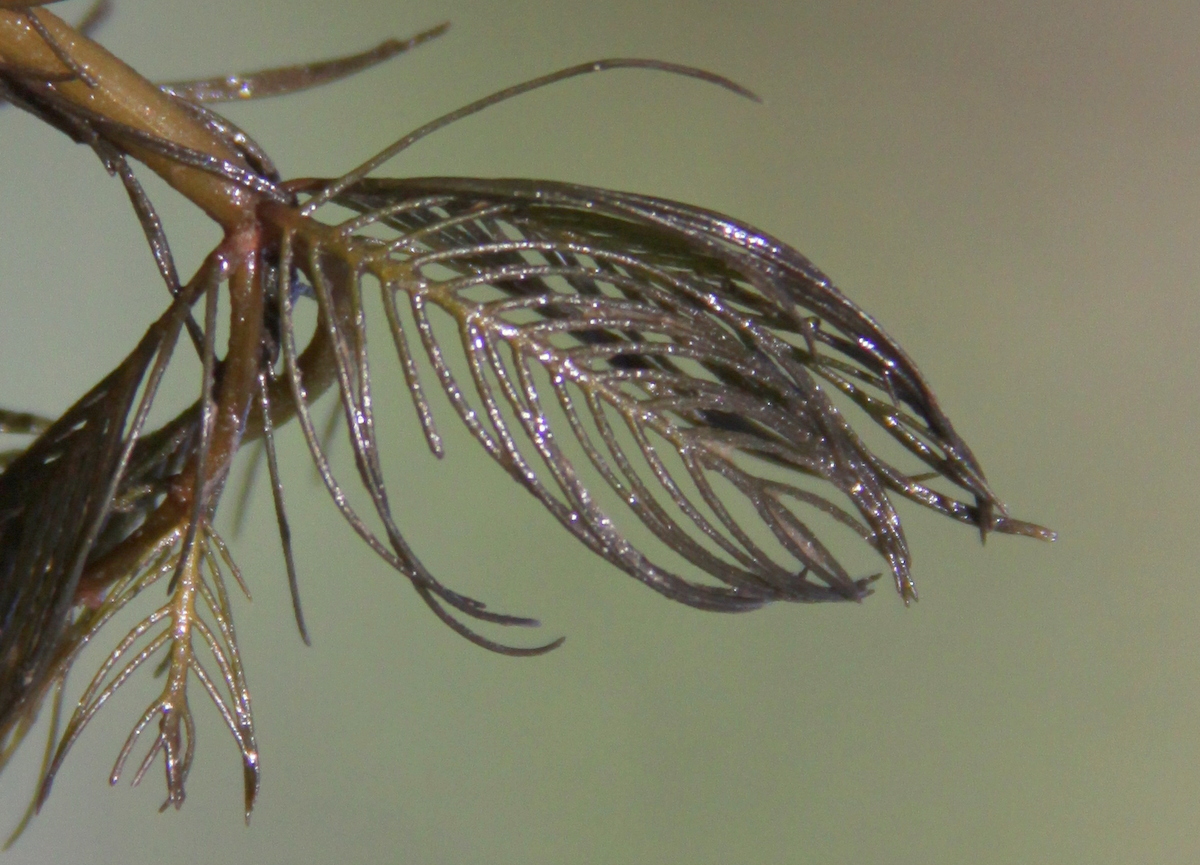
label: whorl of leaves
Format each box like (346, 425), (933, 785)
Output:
(0, 12), (1053, 830)
(0, 165), (1057, 834)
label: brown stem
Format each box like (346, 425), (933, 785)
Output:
(203, 226), (267, 492)
(0, 7), (257, 228)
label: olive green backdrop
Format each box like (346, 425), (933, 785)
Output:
(1, 1), (1196, 862)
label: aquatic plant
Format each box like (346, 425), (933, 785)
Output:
(0, 0), (1053, 836)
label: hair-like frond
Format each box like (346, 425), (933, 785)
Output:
(0, 296), (191, 749)
(271, 176), (1052, 624)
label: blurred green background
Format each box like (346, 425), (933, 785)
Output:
(1, 1), (1197, 862)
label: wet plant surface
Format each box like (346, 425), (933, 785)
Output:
(0, 1), (1195, 863)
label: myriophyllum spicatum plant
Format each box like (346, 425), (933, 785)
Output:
(0, 0), (1053, 839)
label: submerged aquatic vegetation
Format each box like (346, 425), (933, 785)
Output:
(0, 0), (1053, 837)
